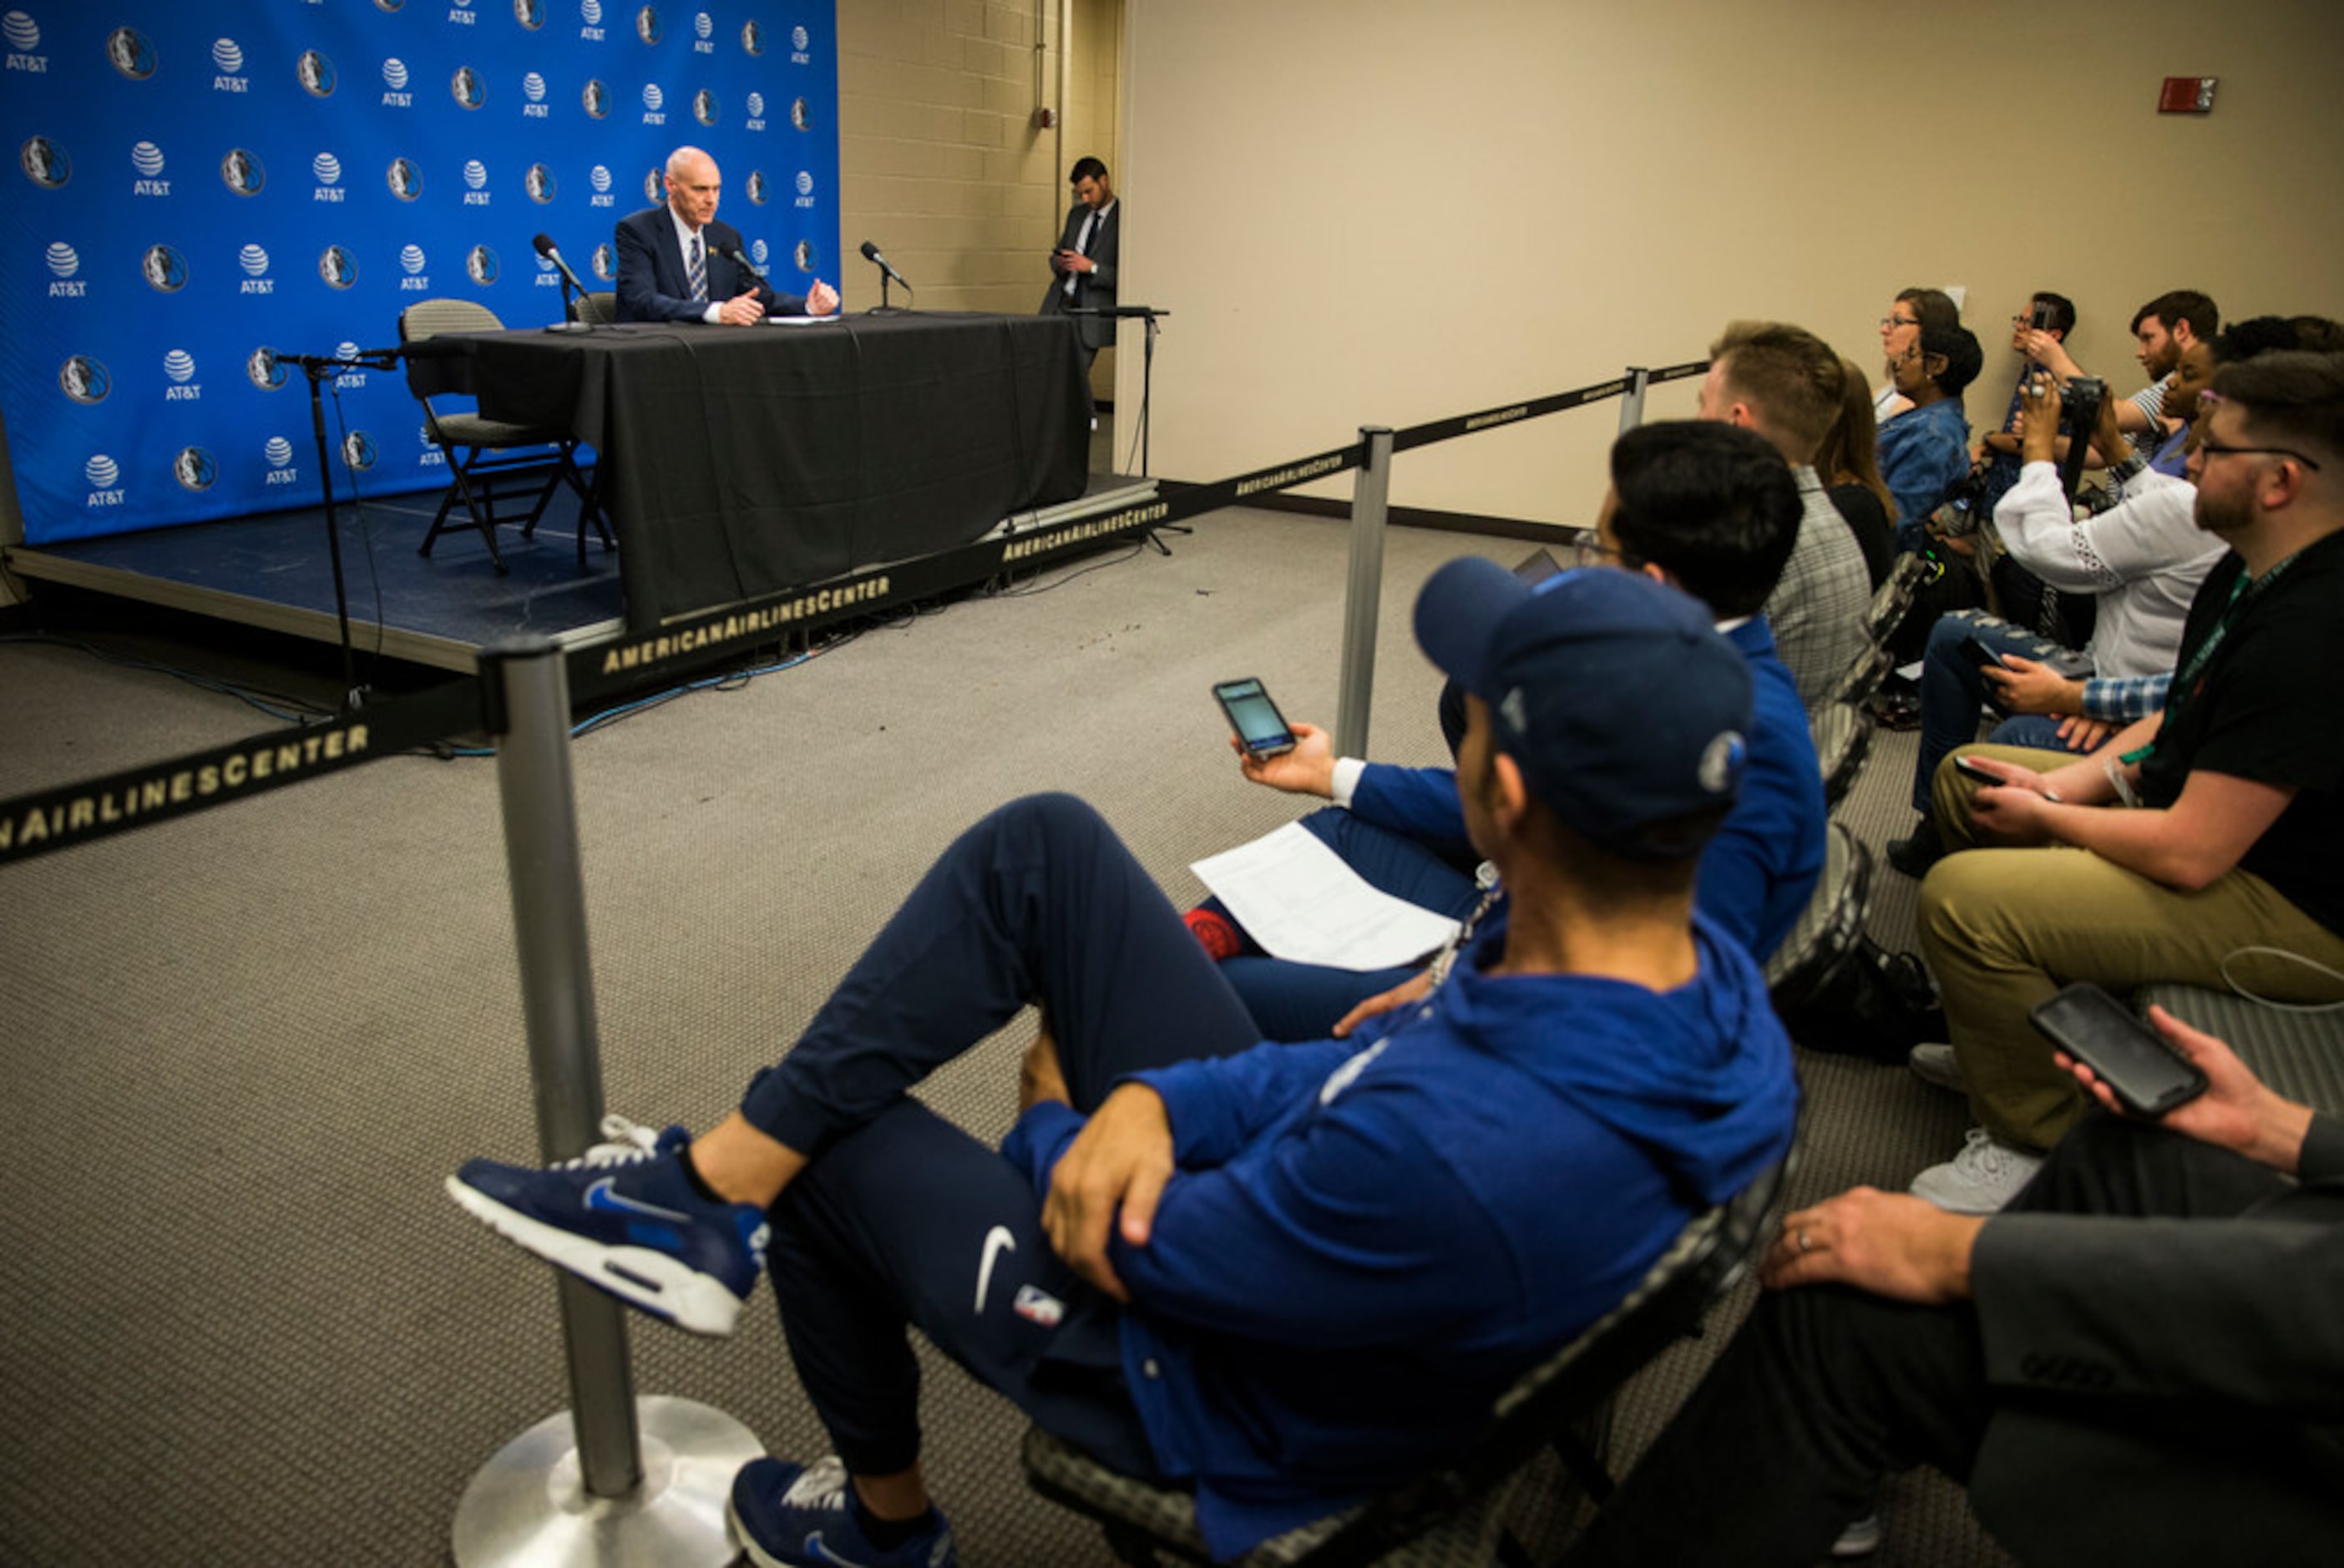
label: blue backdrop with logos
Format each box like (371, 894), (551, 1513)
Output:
(0, 0), (839, 544)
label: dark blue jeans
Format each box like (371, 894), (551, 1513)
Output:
(741, 793), (1263, 1478)
(1911, 611), (2091, 812)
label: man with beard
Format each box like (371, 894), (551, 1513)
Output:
(1900, 351), (2344, 1213)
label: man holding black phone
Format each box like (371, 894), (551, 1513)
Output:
(1562, 1006), (2344, 1565)
(1040, 156), (1118, 363)
(1905, 350), (2344, 1211)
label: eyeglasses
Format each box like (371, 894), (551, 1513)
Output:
(1571, 538), (1624, 569)
(2196, 438), (2323, 472)
(1880, 315), (1921, 330)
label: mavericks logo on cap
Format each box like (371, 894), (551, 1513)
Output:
(1698, 731), (1746, 796)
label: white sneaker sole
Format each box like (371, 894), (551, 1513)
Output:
(445, 1175), (744, 1337)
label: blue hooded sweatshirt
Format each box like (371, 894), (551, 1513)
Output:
(1004, 908), (1796, 1559)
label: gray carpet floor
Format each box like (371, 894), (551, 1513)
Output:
(0, 508), (2012, 1565)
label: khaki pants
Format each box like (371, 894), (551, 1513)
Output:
(1917, 745), (2344, 1150)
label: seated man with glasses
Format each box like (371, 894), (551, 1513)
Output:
(1901, 350), (2344, 1215)
(1187, 422), (1825, 1044)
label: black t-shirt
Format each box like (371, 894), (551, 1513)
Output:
(2140, 528), (2344, 933)
(1827, 483), (1896, 590)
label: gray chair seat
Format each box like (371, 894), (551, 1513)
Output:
(1764, 822), (1871, 1007)
(1809, 701), (1875, 808)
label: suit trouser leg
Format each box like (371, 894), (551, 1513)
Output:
(1916, 749), (2344, 1151)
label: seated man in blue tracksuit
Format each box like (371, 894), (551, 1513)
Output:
(446, 564), (1799, 1568)
(1193, 421), (1828, 1043)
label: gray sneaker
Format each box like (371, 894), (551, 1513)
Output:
(1907, 1043), (1966, 1094)
(1911, 1128), (2043, 1213)
(1830, 1512), (1882, 1557)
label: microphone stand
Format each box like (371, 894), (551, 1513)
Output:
(280, 346), (402, 711)
(867, 260), (912, 316)
(1069, 305), (1167, 477)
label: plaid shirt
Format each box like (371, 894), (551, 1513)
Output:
(2079, 670), (2170, 721)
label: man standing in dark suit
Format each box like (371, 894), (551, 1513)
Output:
(1040, 155), (1118, 362)
(615, 144), (839, 324)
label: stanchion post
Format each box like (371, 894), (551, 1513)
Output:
(1617, 366), (1653, 438)
(1334, 427), (1395, 760)
(488, 639), (643, 1499)
(453, 640), (762, 1567)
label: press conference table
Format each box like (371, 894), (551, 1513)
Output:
(414, 311), (1092, 630)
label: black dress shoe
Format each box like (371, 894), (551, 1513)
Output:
(1886, 818), (1945, 878)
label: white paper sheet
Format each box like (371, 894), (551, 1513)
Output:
(1190, 822), (1461, 972)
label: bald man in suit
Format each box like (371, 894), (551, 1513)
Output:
(615, 144), (839, 324)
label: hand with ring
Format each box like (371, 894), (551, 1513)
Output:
(1760, 1187), (1988, 1303)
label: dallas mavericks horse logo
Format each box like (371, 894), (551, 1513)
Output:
(107, 26), (157, 79)
(141, 244), (189, 291)
(693, 89), (719, 127)
(296, 50), (337, 97)
(174, 448), (220, 493)
(591, 243), (614, 281)
(59, 357), (111, 405)
(742, 19), (763, 54)
(387, 157), (423, 200)
(342, 431), (379, 471)
(635, 6), (661, 44)
(220, 148), (266, 196)
(466, 245), (499, 285)
(319, 245), (358, 288)
(451, 65), (485, 109)
(514, 0), (545, 28)
(247, 346), (288, 391)
(794, 240), (817, 274)
(21, 134), (69, 188)
(582, 78), (609, 119)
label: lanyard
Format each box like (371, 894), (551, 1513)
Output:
(2122, 551), (2301, 766)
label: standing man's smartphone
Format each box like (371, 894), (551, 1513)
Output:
(1213, 678), (1295, 759)
(2028, 983), (2210, 1117)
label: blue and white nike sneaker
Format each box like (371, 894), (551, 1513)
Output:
(729, 1456), (958, 1568)
(446, 1116), (769, 1337)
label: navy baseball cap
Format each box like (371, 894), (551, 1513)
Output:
(1414, 558), (1752, 858)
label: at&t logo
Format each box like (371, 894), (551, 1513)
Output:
(46, 241), (86, 297)
(239, 244), (275, 295)
(212, 36), (249, 93)
(312, 152), (345, 203)
(790, 23), (810, 63)
(580, 0), (605, 42)
(58, 355), (109, 404)
(588, 163), (614, 208)
(130, 140), (169, 195)
(793, 169), (814, 209)
(745, 90), (765, 130)
(399, 244), (430, 291)
(382, 57), (413, 107)
(463, 159), (491, 206)
(692, 11), (713, 53)
(6, 9), (48, 73)
(85, 453), (124, 508)
(163, 348), (200, 402)
(333, 341), (369, 389)
(522, 71), (549, 118)
(641, 82), (665, 125)
(264, 436), (301, 488)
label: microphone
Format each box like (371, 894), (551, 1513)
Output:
(859, 240), (911, 291)
(531, 232), (590, 296)
(716, 241), (767, 280)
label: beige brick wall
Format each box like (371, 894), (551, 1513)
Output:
(837, 0), (1124, 326)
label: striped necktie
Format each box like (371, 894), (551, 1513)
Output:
(688, 233), (706, 303)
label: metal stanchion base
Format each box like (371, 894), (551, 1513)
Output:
(453, 1396), (764, 1567)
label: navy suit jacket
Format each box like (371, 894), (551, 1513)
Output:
(613, 205), (807, 322)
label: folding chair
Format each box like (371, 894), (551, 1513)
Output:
(398, 298), (611, 571)
(568, 290), (619, 325)
(1022, 1151), (1795, 1566)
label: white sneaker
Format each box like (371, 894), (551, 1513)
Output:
(1830, 1513), (1882, 1557)
(1907, 1043), (1966, 1094)
(1910, 1128), (2043, 1213)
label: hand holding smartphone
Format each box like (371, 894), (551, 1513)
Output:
(1952, 753), (2062, 802)
(2030, 983), (2208, 1117)
(1213, 677), (1295, 759)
